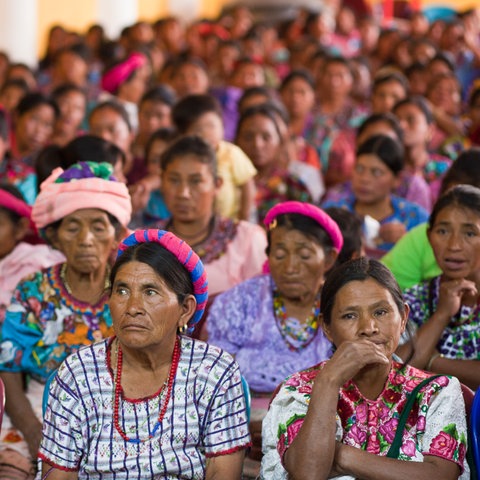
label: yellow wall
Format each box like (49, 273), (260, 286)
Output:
(199, 0), (224, 19)
(138, 0), (169, 22)
(37, 0), (96, 57)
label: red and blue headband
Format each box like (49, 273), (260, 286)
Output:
(116, 229), (208, 330)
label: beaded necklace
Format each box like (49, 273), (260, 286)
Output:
(273, 290), (321, 351)
(112, 337), (180, 444)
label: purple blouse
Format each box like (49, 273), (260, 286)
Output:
(206, 274), (332, 393)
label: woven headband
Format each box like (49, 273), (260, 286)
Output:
(116, 229), (208, 330)
(263, 201), (343, 252)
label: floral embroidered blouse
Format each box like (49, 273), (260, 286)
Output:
(261, 361), (469, 479)
(404, 276), (480, 360)
(0, 263), (113, 383)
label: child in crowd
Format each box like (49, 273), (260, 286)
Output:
(132, 84), (176, 159)
(50, 83), (87, 147)
(0, 183), (64, 326)
(172, 93), (257, 221)
(393, 96), (451, 204)
(322, 134), (429, 256)
(370, 70), (409, 114)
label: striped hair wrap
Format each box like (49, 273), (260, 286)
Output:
(117, 229), (208, 330)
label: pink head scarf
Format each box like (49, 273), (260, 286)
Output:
(32, 161), (132, 233)
(101, 52), (148, 94)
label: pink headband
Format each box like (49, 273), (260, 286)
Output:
(117, 229), (208, 330)
(263, 201), (343, 252)
(0, 190), (32, 220)
(101, 53), (148, 94)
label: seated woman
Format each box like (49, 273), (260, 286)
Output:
(235, 103), (312, 224)
(39, 229), (251, 478)
(382, 148), (480, 290)
(154, 134), (267, 299)
(322, 134), (429, 257)
(400, 185), (480, 390)
(262, 258), (469, 479)
(0, 161), (131, 478)
(207, 201), (346, 459)
(0, 183), (64, 325)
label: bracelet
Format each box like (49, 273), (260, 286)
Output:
(426, 352), (444, 371)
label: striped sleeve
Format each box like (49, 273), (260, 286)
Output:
(38, 356), (84, 470)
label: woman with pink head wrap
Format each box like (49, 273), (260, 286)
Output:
(99, 52), (152, 132)
(207, 200), (345, 462)
(0, 161), (131, 478)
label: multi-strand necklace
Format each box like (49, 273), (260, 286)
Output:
(60, 263), (111, 297)
(112, 337), (180, 444)
(273, 290), (321, 352)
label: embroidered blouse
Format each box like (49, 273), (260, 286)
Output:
(261, 361), (469, 479)
(404, 276), (480, 359)
(39, 336), (251, 478)
(0, 263), (113, 382)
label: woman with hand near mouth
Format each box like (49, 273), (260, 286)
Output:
(400, 184), (480, 390)
(262, 258), (469, 479)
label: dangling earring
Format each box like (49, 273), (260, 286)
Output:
(178, 324), (187, 334)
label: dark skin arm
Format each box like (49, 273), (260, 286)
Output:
(284, 341), (461, 480)
(397, 278), (480, 389)
(41, 463), (78, 479)
(205, 450), (245, 480)
(0, 371), (42, 459)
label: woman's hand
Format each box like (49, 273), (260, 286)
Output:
(437, 277), (478, 319)
(319, 339), (390, 389)
(378, 222), (406, 245)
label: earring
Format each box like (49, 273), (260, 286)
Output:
(178, 324), (187, 334)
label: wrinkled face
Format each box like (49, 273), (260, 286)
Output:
(186, 112), (224, 149)
(89, 107), (132, 154)
(50, 208), (117, 274)
(161, 154), (218, 223)
(56, 91), (86, 133)
(322, 278), (407, 360)
(110, 261), (192, 350)
(394, 103), (430, 148)
(352, 153), (397, 205)
(280, 77), (315, 118)
(236, 113), (281, 169)
(268, 226), (333, 301)
(371, 80), (407, 114)
(428, 205), (480, 281)
(16, 104), (56, 155)
(138, 100), (172, 136)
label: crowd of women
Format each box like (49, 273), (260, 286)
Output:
(0, 1), (477, 478)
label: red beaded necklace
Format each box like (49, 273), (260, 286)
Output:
(112, 337), (181, 444)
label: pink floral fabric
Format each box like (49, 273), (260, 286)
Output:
(261, 361), (469, 479)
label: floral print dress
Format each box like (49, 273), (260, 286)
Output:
(261, 361), (469, 479)
(0, 263), (112, 458)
